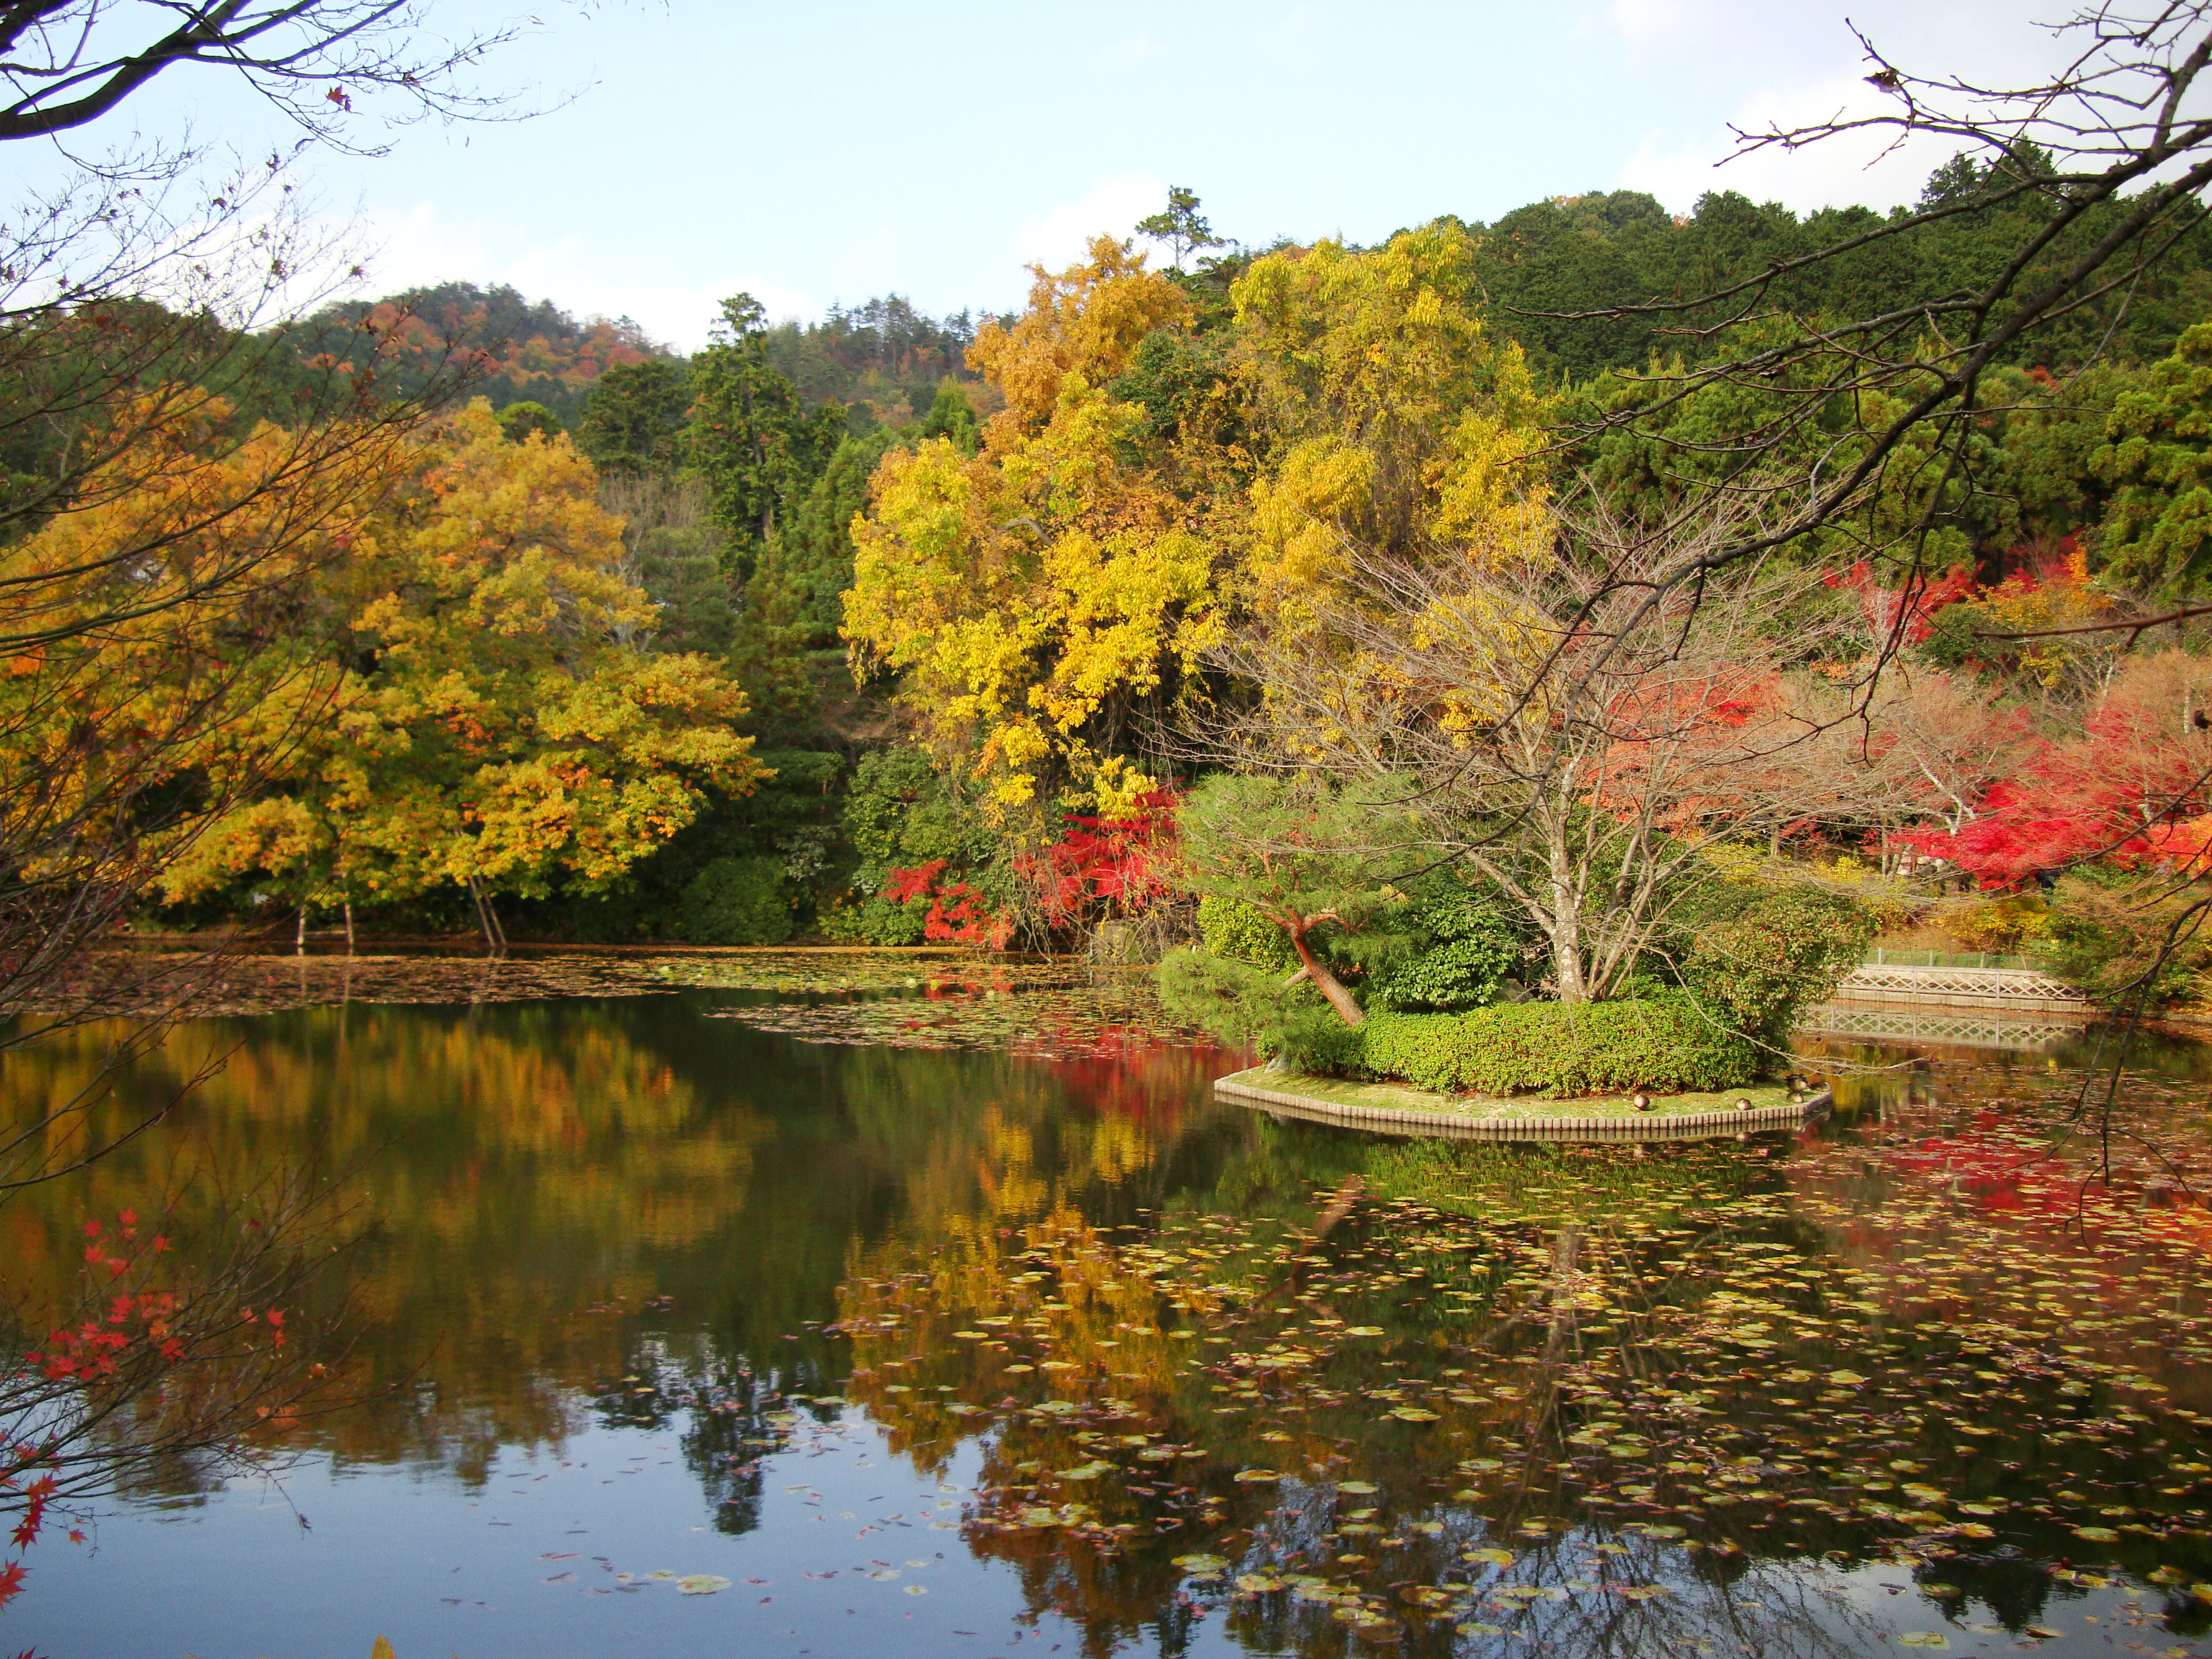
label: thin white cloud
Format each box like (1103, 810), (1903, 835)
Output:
(1010, 173), (1168, 274)
(1090, 32), (1164, 72)
(1618, 70), (1955, 215)
(1606, 2), (2084, 215)
(338, 202), (805, 351)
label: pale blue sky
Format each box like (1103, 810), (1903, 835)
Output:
(41, 0), (2070, 350)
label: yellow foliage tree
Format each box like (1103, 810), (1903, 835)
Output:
(1232, 222), (1551, 620)
(0, 393), (406, 960)
(845, 237), (1226, 821)
(843, 225), (1553, 831)
(148, 402), (764, 924)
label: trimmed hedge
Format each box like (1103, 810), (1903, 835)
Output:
(1284, 992), (1756, 1097)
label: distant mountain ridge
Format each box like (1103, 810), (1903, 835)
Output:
(290, 281), (998, 429)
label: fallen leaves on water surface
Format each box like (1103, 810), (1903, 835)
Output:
(140, 954), (2212, 1654)
(779, 1044), (2212, 1657)
(57, 947), (688, 1017)
(692, 957), (1218, 1061)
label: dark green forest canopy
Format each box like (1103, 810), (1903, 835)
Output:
(1453, 156), (2212, 386)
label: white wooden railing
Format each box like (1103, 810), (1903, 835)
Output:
(1829, 959), (2090, 1012)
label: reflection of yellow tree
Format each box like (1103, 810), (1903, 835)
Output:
(0, 1006), (768, 1481)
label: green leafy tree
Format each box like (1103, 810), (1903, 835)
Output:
(576, 358), (691, 477)
(823, 745), (999, 945)
(1363, 886), (1526, 1012)
(597, 473), (735, 658)
(1172, 773), (1413, 1027)
(1683, 888), (1876, 1047)
(2093, 321), (2212, 596)
(2039, 866), (2212, 1009)
(493, 400), (563, 444)
(681, 854), (794, 944)
(917, 379), (980, 454)
(762, 427), (900, 646)
(685, 294), (844, 579)
(1136, 186), (1229, 271)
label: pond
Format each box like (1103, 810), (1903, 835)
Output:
(5, 953), (2212, 1659)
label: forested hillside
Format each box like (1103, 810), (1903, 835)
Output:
(47, 141), (2212, 1016)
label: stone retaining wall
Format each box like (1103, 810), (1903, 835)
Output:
(1213, 1069), (1831, 1143)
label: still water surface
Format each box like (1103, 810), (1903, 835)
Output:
(5, 960), (2212, 1659)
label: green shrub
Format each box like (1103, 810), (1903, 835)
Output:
(819, 889), (928, 946)
(1683, 887), (1875, 1043)
(1364, 892), (1523, 1011)
(680, 856), (794, 945)
(1281, 993), (1755, 1097)
(1197, 893), (1295, 970)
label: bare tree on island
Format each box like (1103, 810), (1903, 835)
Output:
(1193, 498), (1897, 1011)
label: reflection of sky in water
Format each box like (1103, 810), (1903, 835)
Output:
(27, 1419), (1070, 1659)
(23, 1422), (2173, 1659)
(5, 979), (2212, 1658)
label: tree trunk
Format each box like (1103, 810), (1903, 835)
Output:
(467, 877), (501, 956)
(1544, 813), (1588, 1003)
(1288, 923), (1365, 1026)
(295, 904), (307, 956)
(343, 898), (355, 956)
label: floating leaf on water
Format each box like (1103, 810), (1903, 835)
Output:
(1828, 1370), (1868, 1386)
(1345, 1326), (1387, 1337)
(1897, 1635), (1949, 1650)
(1234, 1469), (1281, 1483)
(903, 1585), (928, 1596)
(677, 1575), (731, 1596)
(1337, 1481), (1379, 1495)
(1235, 1573), (1286, 1593)
(1390, 1407), (1441, 1423)
(1174, 1554), (1230, 1573)
(1462, 1548), (1516, 1566)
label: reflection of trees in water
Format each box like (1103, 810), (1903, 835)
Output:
(0, 1004), (769, 1485)
(824, 1100), (2212, 1658)
(0, 998), (1246, 1500)
(574, 1332), (841, 1539)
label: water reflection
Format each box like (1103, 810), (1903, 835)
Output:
(4, 976), (2212, 1659)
